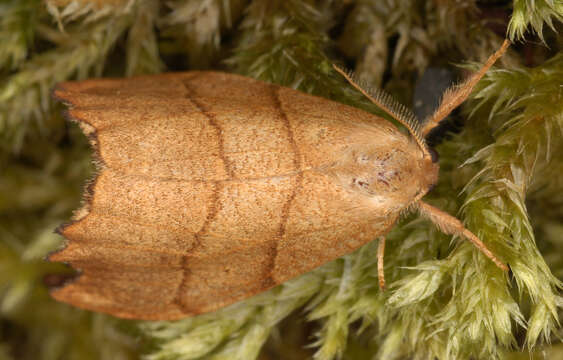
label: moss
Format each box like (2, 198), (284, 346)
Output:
(0, 1), (561, 359)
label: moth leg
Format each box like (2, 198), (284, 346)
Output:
(377, 236), (386, 290)
(417, 201), (508, 271)
(421, 39), (510, 136)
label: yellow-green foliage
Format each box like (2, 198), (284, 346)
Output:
(0, 1), (561, 359)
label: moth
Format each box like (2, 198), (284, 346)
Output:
(49, 40), (510, 320)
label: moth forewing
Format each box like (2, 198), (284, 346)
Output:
(49, 73), (422, 320)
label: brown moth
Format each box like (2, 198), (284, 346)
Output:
(49, 40), (510, 320)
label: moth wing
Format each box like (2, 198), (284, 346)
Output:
(51, 71), (406, 319)
(48, 167), (297, 320)
(49, 231), (282, 320)
(49, 170), (396, 320)
(54, 72), (241, 181)
(54, 71), (398, 180)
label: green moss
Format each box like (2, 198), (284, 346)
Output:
(0, 1), (561, 359)
(508, 0), (563, 41)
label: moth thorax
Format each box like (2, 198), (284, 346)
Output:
(330, 145), (426, 207)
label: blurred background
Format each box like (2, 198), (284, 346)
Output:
(0, 1), (562, 359)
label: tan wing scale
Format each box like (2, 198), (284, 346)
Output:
(50, 72), (413, 320)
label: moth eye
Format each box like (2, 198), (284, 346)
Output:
(428, 147), (439, 163)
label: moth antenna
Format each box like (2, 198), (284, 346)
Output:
(421, 39), (510, 137)
(333, 65), (428, 157)
(417, 201), (508, 271)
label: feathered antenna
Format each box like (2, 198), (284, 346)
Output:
(421, 39), (510, 136)
(333, 65), (428, 157)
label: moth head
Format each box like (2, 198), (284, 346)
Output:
(421, 146), (440, 195)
